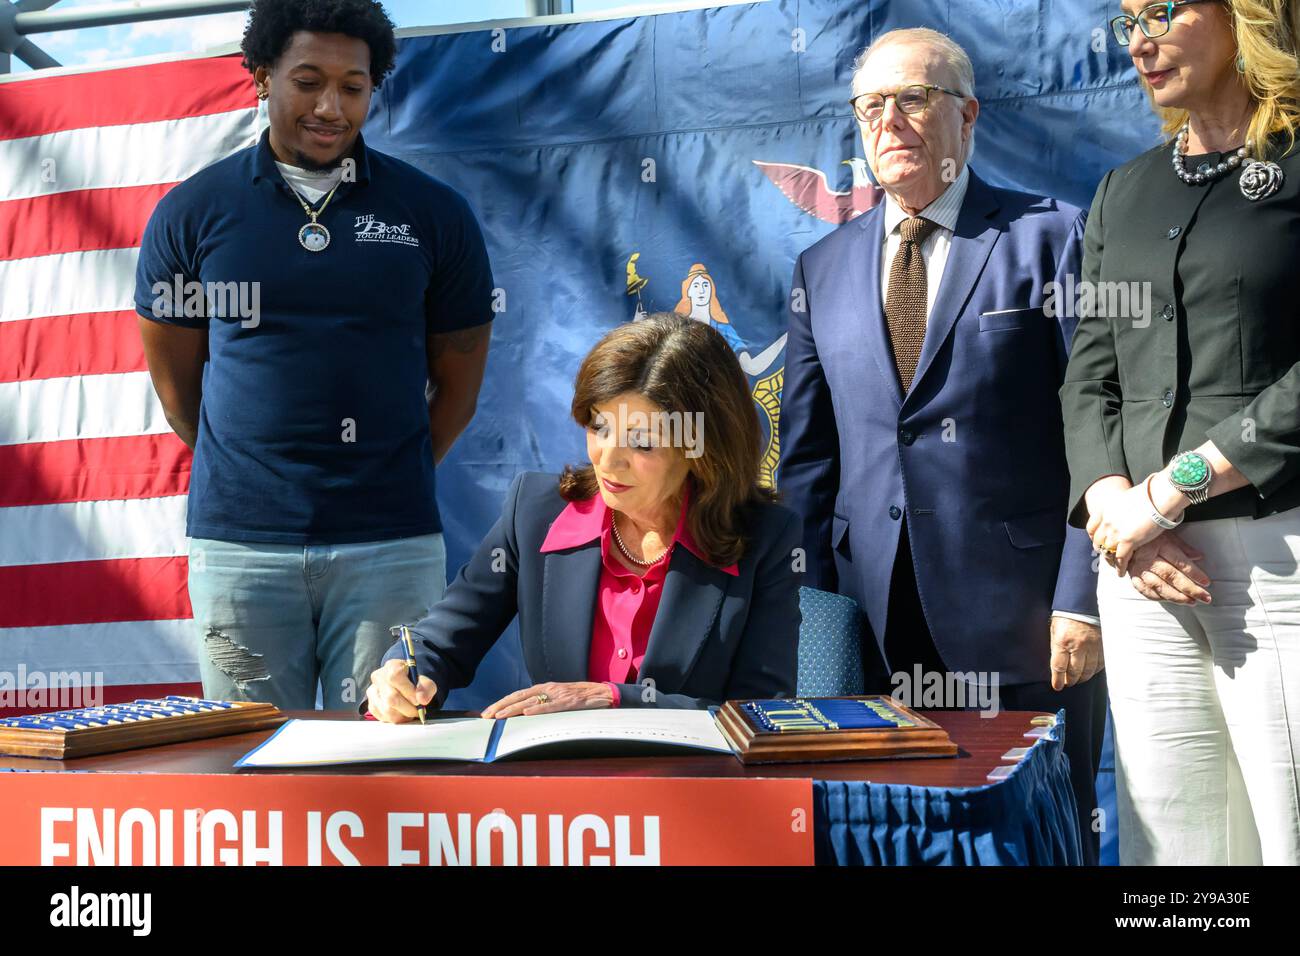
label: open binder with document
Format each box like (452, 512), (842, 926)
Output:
(234, 707), (733, 768)
(235, 696), (958, 768)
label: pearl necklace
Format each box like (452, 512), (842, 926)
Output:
(1171, 123), (1286, 201)
(611, 513), (669, 567)
(1171, 123), (1249, 185)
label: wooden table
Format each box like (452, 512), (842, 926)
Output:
(0, 708), (1048, 782)
(0, 709), (1071, 865)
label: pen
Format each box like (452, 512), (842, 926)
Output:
(400, 624), (426, 724)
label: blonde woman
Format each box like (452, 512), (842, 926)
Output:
(1061, 0), (1300, 864)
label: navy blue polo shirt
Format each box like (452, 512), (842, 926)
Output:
(134, 127), (494, 544)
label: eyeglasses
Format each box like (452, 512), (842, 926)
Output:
(1109, 0), (1216, 46)
(849, 84), (967, 123)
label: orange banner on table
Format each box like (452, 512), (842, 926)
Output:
(0, 773), (813, 866)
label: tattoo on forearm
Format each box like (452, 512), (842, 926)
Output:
(429, 322), (491, 360)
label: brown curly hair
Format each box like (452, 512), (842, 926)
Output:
(558, 313), (776, 567)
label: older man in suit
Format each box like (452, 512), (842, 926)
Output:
(779, 28), (1108, 863)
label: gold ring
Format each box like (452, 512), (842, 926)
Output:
(535, 693), (549, 704)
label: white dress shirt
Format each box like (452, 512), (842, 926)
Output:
(879, 164), (1101, 629)
(879, 163), (969, 316)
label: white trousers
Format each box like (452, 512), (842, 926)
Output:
(1097, 509), (1300, 865)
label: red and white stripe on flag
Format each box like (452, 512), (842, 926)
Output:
(0, 54), (260, 715)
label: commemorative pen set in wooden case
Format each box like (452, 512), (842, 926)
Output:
(715, 695), (958, 764)
(0, 696), (284, 759)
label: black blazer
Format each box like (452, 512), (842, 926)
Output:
(1061, 138), (1300, 526)
(380, 471), (803, 710)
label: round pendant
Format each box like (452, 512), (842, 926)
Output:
(298, 222), (331, 252)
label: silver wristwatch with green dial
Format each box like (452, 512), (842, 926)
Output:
(1167, 451), (1212, 505)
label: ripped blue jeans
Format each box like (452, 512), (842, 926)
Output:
(186, 534), (446, 710)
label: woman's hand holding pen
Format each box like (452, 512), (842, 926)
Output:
(366, 658), (438, 724)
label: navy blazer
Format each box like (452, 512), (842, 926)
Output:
(778, 169), (1098, 686)
(381, 471), (803, 709)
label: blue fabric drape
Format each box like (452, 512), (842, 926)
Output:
(362, 1), (1159, 710)
(813, 710), (1081, 865)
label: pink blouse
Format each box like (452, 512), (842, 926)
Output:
(538, 482), (738, 705)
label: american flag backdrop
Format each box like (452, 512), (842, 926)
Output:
(0, 54), (260, 716)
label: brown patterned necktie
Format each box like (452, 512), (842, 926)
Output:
(885, 215), (939, 391)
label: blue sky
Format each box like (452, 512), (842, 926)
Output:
(11, 0), (647, 74)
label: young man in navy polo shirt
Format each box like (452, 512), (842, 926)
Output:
(134, 0), (495, 710)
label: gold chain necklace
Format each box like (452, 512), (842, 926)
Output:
(288, 179), (343, 252)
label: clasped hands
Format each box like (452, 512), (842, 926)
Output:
(366, 658), (615, 724)
(1085, 474), (1211, 606)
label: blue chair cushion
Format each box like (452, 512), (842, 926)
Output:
(796, 586), (865, 697)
